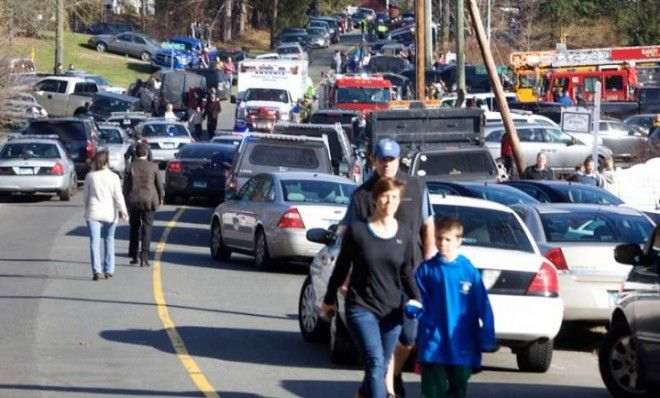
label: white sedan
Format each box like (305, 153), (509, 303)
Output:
(300, 195), (564, 372)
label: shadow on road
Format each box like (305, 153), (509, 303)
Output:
(0, 194), (59, 203)
(101, 326), (333, 369)
(126, 62), (156, 74)
(554, 322), (606, 353)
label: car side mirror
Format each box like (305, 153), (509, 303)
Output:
(306, 228), (336, 246)
(614, 243), (647, 266)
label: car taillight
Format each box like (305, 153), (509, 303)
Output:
(544, 247), (568, 271)
(51, 162), (65, 175)
(526, 262), (559, 297)
(277, 208), (305, 229)
(85, 140), (95, 160)
(167, 161), (181, 173)
(228, 177), (237, 191)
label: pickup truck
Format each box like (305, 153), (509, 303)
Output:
(32, 76), (98, 117)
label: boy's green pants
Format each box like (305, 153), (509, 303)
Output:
(421, 363), (472, 398)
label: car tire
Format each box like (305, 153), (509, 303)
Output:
(329, 314), (357, 364)
(599, 321), (652, 398)
(210, 219), (232, 261)
(253, 228), (272, 270)
(516, 338), (553, 372)
(298, 276), (329, 343)
(96, 42), (107, 52)
(140, 51), (151, 61)
(59, 175), (75, 201)
(164, 191), (177, 205)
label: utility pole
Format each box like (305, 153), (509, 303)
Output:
(456, 0), (465, 102)
(424, 0), (433, 66)
(415, 0), (426, 100)
(54, 0), (64, 74)
(441, 0), (450, 55)
(466, 0), (526, 175)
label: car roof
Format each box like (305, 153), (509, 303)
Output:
(3, 138), (64, 145)
(268, 171), (356, 183)
(137, 120), (186, 126)
(429, 194), (515, 212)
(518, 202), (644, 216)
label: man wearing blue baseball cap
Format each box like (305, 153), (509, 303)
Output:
(339, 137), (436, 398)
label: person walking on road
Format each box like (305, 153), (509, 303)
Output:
(334, 50), (343, 74)
(340, 138), (436, 398)
(83, 151), (129, 281)
(500, 131), (514, 178)
(124, 131), (153, 164)
(522, 152), (555, 180)
(414, 217), (496, 398)
(223, 57), (235, 88)
(123, 143), (163, 267)
(322, 177), (421, 398)
(205, 90), (222, 138)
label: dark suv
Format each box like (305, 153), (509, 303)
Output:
(23, 118), (100, 178)
(89, 92), (141, 122)
(599, 224), (660, 398)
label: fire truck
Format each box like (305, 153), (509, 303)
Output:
(511, 45), (660, 102)
(319, 73), (392, 115)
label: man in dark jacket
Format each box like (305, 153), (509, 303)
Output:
(522, 152), (555, 180)
(124, 132), (153, 164)
(123, 143), (163, 267)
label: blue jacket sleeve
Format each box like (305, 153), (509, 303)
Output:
(474, 268), (496, 351)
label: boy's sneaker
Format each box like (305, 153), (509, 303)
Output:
(394, 374), (406, 398)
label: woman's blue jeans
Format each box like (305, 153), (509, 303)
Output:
(346, 304), (402, 398)
(87, 220), (116, 275)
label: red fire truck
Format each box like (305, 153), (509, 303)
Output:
(320, 73), (393, 115)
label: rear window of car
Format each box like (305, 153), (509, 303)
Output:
(281, 179), (355, 205)
(24, 120), (88, 141)
(248, 144), (321, 170)
(277, 46), (301, 54)
(414, 151), (496, 177)
(0, 143), (61, 159)
(98, 128), (124, 144)
(140, 123), (189, 138)
(432, 204), (535, 253)
(91, 97), (135, 113)
(552, 185), (624, 205)
(179, 144), (235, 161)
(541, 212), (653, 244)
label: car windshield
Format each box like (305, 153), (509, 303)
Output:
(244, 89), (288, 103)
(0, 143), (60, 159)
(98, 128), (124, 144)
(432, 204), (535, 253)
(249, 144), (321, 169)
(553, 185), (624, 205)
(24, 120), (87, 141)
(540, 212), (653, 244)
(307, 29), (325, 36)
(465, 185), (538, 205)
(86, 76), (108, 86)
(336, 87), (390, 104)
(281, 179), (355, 205)
(140, 123), (189, 138)
(179, 144), (235, 161)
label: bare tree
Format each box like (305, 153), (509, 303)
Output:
(223, 0), (232, 41)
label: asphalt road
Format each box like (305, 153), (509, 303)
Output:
(0, 34), (613, 398)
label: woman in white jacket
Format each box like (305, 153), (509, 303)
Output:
(83, 151), (128, 280)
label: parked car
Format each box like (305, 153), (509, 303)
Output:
(308, 109), (364, 142)
(306, 27), (330, 48)
(88, 92), (141, 122)
(210, 133), (247, 147)
(225, 133), (333, 195)
(484, 123), (613, 176)
(210, 171), (356, 268)
(597, 119), (648, 166)
(426, 181), (539, 206)
(511, 203), (655, 323)
(0, 137), (77, 200)
(64, 70), (124, 94)
(276, 43), (309, 63)
(275, 33), (313, 52)
(105, 112), (151, 133)
(32, 76), (98, 117)
(22, 118), (100, 178)
(623, 113), (657, 135)
(281, 27), (307, 35)
(152, 37), (217, 70)
(164, 142), (235, 205)
(88, 32), (160, 62)
(300, 195), (564, 372)
(81, 22), (135, 35)
(504, 180), (624, 205)
(599, 224), (660, 398)
(133, 120), (193, 167)
(97, 123), (130, 176)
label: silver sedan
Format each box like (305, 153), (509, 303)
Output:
(210, 171), (355, 269)
(0, 138), (77, 200)
(134, 120), (193, 167)
(97, 124), (130, 176)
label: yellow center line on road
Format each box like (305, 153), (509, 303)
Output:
(153, 206), (220, 398)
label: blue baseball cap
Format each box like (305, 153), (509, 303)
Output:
(374, 138), (401, 159)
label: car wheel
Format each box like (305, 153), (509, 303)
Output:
(329, 314), (357, 364)
(599, 321), (651, 398)
(96, 42), (107, 52)
(163, 191), (177, 205)
(58, 175), (75, 201)
(298, 276), (329, 343)
(516, 338), (553, 372)
(210, 219), (231, 261)
(253, 228), (272, 270)
(140, 51), (151, 61)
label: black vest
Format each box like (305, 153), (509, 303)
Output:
(349, 172), (425, 267)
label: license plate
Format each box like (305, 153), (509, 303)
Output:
(607, 290), (619, 307)
(162, 142), (176, 149)
(193, 180), (207, 188)
(18, 167), (34, 175)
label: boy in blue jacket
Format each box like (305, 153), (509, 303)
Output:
(410, 217), (496, 398)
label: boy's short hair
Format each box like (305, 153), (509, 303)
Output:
(435, 217), (463, 237)
(371, 177), (406, 201)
